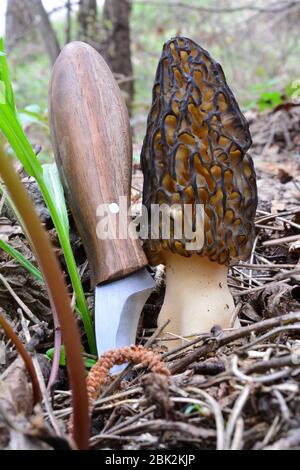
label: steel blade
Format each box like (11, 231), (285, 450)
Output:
(95, 268), (155, 373)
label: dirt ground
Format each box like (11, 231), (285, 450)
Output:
(1, 102), (300, 450)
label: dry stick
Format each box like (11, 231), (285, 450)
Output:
(95, 387), (142, 410)
(107, 405), (156, 435)
(170, 311), (300, 375)
(111, 419), (215, 440)
(162, 333), (212, 361)
(248, 234), (259, 288)
(254, 254), (297, 278)
(101, 320), (170, 399)
(231, 355), (292, 384)
(230, 302), (243, 328)
(232, 267), (262, 286)
(256, 208), (300, 228)
(236, 263), (297, 270)
(275, 216), (300, 231)
(186, 387), (225, 451)
(272, 389), (290, 422)
(274, 267), (300, 280)
(224, 384), (250, 450)
(255, 224), (284, 231)
(0, 274), (40, 324)
(94, 398), (143, 412)
(238, 325), (300, 352)
(51, 387), (143, 421)
(228, 280), (249, 290)
(90, 434), (149, 446)
(263, 234), (300, 246)
(233, 279), (288, 297)
(245, 355), (296, 374)
(0, 149), (89, 450)
(101, 407), (120, 434)
(47, 320), (62, 393)
(231, 418), (244, 451)
(0, 313), (41, 404)
(259, 415), (280, 449)
(256, 207), (300, 220)
(18, 309), (62, 436)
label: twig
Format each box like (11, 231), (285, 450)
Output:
(238, 325), (300, 352)
(108, 405), (156, 434)
(233, 279), (288, 297)
(186, 387), (225, 450)
(231, 418), (244, 450)
(256, 207), (300, 221)
(244, 355), (297, 374)
(232, 355), (291, 384)
(170, 311), (300, 374)
(255, 224), (284, 231)
(236, 263), (296, 270)
(232, 267), (263, 286)
(111, 419), (215, 440)
(249, 234), (259, 287)
(162, 332), (211, 360)
(0, 312), (41, 404)
(224, 385), (250, 449)
(0, 274), (40, 324)
(272, 390), (290, 422)
(259, 416), (280, 449)
(230, 303), (243, 328)
(263, 234), (300, 246)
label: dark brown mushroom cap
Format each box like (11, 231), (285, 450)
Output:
(141, 37), (257, 265)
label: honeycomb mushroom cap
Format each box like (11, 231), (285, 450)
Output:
(141, 37), (257, 265)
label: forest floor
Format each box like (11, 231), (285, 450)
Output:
(1, 102), (300, 450)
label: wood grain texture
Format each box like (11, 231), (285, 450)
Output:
(49, 42), (148, 287)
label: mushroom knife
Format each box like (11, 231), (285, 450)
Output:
(49, 42), (154, 360)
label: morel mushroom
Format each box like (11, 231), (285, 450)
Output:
(141, 37), (257, 346)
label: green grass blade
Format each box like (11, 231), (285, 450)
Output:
(0, 106), (43, 177)
(0, 38), (15, 111)
(0, 238), (43, 283)
(43, 163), (69, 234)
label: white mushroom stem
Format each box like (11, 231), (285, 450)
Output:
(158, 252), (235, 349)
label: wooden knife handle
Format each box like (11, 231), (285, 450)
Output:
(49, 42), (148, 287)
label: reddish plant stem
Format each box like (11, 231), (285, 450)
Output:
(0, 149), (89, 450)
(0, 313), (41, 405)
